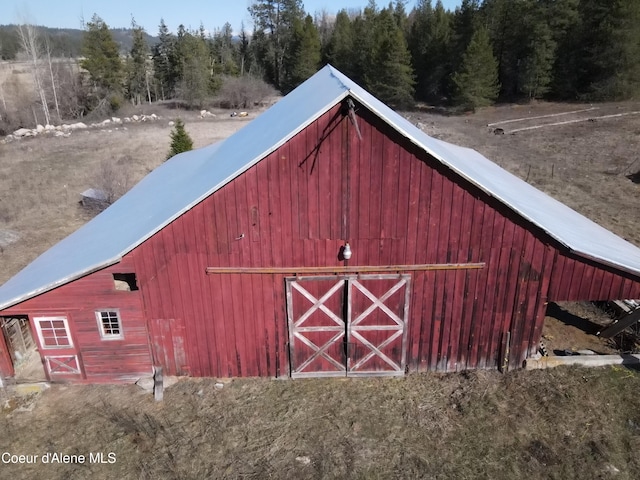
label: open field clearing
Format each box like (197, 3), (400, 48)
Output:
(2, 367), (640, 479)
(1, 100), (640, 478)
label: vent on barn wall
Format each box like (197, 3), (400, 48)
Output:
(113, 273), (138, 291)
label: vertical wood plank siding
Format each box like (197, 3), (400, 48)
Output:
(4, 99), (640, 382)
(1, 256), (153, 382)
(124, 102), (638, 376)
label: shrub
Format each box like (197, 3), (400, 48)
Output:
(166, 118), (193, 160)
(215, 75), (277, 110)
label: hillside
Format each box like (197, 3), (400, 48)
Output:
(0, 24), (158, 59)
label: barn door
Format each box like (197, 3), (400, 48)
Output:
(286, 275), (409, 378)
(33, 316), (84, 381)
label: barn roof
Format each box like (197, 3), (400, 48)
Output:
(1, 65), (640, 311)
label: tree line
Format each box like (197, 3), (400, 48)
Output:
(1, 0), (639, 132)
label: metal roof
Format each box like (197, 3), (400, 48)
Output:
(1, 65), (639, 311)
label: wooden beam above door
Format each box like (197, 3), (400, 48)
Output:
(205, 263), (485, 275)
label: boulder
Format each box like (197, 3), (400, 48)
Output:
(111, 117), (122, 124)
(12, 128), (32, 137)
(132, 115), (139, 122)
(69, 122), (87, 130)
(36, 124), (45, 133)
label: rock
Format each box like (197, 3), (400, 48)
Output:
(416, 122), (425, 130)
(200, 109), (208, 117)
(69, 122), (87, 130)
(168, 121), (175, 127)
(36, 124), (45, 133)
(53, 131), (65, 137)
(296, 456), (311, 465)
(112, 117), (122, 124)
(44, 124), (55, 131)
(101, 119), (111, 126)
(123, 117), (131, 123)
(12, 128), (31, 137)
(214, 383), (224, 390)
(136, 377), (155, 392)
(150, 113), (158, 119)
(132, 115), (139, 122)
(238, 111), (248, 117)
(61, 124), (71, 131)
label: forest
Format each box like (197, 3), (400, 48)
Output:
(0, 0), (639, 132)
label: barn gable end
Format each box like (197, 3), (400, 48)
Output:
(1, 66), (640, 382)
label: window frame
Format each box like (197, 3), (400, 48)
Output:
(95, 310), (124, 340)
(33, 316), (74, 350)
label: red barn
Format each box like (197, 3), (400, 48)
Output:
(1, 66), (640, 383)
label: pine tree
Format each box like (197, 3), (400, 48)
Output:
(248, 0), (305, 90)
(81, 15), (123, 94)
(282, 14), (321, 92)
(167, 119), (194, 160)
(152, 19), (179, 100)
(408, 0), (453, 102)
(126, 19), (149, 105)
(575, 0), (640, 100)
(367, 7), (415, 108)
(452, 26), (499, 110)
(323, 10), (355, 78)
(175, 27), (213, 108)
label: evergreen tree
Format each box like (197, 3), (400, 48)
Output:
(212, 22), (240, 76)
(175, 26), (213, 108)
(350, 1), (378, 86)
(367, 7), (415, 108)
(574, 0), (640, 100)
(452, 26), (499, 109)
(248, 0), (305, 90)
(282, 15), (321, 92)
(152, 19), (179, 100)
(519, 20), (555, 100)
(323, 10), (355, 78)
(126, 19), (149, 105)
(167, 118), (194, 160)
(408, 0), (453, 102)
(81, 14), (123, 106)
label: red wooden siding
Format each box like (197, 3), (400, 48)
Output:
(5, 97), (640, 382)
(1, 256), (153, 382)
(547, 252), (640, 302)
(129, 101), (635, 377)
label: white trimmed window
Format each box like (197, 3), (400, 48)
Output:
(34, 316), (73, 349)
(96, 310), (123, 340)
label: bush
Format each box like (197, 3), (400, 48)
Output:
(166, 119), (193, 160)
(215, 75), (277, 110)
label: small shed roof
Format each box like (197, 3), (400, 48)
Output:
(1, 65), (639, 311)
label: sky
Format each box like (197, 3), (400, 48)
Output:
(1, 0), (462, 34)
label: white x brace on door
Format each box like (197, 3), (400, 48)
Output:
(286, 274), (410, 378)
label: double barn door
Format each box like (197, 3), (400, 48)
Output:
(286, 274), (410, 377)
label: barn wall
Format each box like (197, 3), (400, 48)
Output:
(132, 102), (565, 376)
(0, 256), (153, 382)
(548, 252), (640, 302)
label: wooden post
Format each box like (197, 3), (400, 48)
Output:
(500, 331), (511, 373)
(153, 366), (163, 402)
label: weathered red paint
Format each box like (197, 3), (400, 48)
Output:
(2, 98), (640, 383)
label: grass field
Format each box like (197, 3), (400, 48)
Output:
(2, 367), (640, 479)
(1, 97), (640, 478)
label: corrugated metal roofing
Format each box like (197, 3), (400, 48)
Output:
(0, 65), (639, 311)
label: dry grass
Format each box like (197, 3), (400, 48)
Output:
(1, 367), (640, 479)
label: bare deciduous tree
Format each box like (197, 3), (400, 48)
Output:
(16, 22), (50, 126)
